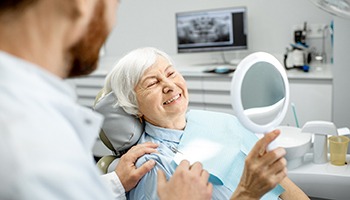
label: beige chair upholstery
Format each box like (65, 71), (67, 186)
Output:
(96, 129), (118, 174)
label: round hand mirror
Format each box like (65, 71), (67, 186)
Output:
(230, 52), (290, 149)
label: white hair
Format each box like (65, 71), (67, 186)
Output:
(98, 47), (174, 116)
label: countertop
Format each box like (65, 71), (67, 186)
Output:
(288, 153), (350, 199)
(91, 62), (333, 81)
(176, 63), (333, 80)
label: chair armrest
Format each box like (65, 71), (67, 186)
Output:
(97, 155), (118, 174)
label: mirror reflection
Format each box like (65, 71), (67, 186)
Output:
(241, 61), (286, 126)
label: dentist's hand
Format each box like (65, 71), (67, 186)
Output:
(115, 142), (158, 192)
(157, 160), (213, 200)
(230, 130), (287, 200)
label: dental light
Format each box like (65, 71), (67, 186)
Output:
(310, 0), (350, 19)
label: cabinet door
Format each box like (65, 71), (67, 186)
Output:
(202, 76), (234, 114)
(183, 76), (205, 110)
(282, 79), (332, 127)
(66, 74), (106, 108)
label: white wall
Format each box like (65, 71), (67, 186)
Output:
(99, 0), (350, 128)
(333, 18), (350, 128)
(100, 0), (333, 68)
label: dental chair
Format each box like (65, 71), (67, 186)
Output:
(93, 90), (144, 174)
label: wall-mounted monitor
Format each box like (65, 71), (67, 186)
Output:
(176, 7), (247, 53)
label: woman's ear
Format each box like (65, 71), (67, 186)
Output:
(137, 113), (144, 123)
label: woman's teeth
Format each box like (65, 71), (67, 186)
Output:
(163, 94), (180, 105)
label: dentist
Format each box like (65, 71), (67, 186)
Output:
(0, 0), (211, 199)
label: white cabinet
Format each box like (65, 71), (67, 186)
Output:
(67, 66), (333, 129)
(65, 72), (107, 108)
(184, 74), (233, 114)
(180, 65), (333, 127)
(282, 66), (333, 127)
(283, 78), (332, 127)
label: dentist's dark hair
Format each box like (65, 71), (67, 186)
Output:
(0, 0), (39, 14)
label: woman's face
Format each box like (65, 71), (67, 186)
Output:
(135, 56), (189, 128)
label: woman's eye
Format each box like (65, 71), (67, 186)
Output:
(147, 81), (158, 87)
(167, 71), (176, 77)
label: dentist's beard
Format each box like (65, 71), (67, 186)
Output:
(67, 0), (109, 78)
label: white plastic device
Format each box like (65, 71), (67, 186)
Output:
(301, 121), (338, 164)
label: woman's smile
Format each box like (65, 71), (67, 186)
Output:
(163, 94), (181, 105)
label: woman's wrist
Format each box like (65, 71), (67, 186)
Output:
(230, 185), (260, 200)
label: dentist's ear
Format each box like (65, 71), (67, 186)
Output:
(60, 0), (96, 47)
(58, 0), (95, 20)
(70, 0), (96, 27)
(73, 0), (96, 21)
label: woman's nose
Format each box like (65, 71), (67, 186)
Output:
(162, 79), (175, 93)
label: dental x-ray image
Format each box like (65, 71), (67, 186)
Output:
(177, 12), (234, 46)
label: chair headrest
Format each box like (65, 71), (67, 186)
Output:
(94, 91), (143, 154)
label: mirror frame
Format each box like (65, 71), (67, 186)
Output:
(230, 52), (290, 134)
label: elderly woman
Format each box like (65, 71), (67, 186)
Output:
(100, 47), (309, 200)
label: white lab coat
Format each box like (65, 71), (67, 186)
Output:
(0, 51), (126, 200)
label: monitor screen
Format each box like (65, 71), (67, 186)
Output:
(176, 7), (247, 53)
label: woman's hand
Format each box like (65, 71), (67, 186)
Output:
(157, 160), (213, 200)
(114, 142), (158, 192)
(231, 130), (287, 200)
